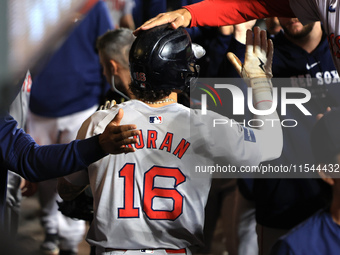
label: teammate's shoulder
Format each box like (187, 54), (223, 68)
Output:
(119, 99), (135, 107)
(94, 106), (119, 119)
(89, 104), (122, 126)
(85, 106), (121, 136)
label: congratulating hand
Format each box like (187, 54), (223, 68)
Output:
(227, 26), (275, 110)
(134, 8), (192, 35)
(99, 109), (140, 154)
(227, 26), (273, 80)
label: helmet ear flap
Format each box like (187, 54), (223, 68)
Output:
(185, 64), (200, 91)
(188, 43), (204, 91)
(192, 43), (206, 60)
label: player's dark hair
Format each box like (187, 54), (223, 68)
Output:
(129, 81), (171, 102)
(96, 28), (135, 69)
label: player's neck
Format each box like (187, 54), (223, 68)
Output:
(285, 23), (323, 54)
(142, 92), (178, 108)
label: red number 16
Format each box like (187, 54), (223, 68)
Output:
(118, 164), (186, 220)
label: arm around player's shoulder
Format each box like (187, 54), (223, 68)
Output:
(77, 106), (122, 140)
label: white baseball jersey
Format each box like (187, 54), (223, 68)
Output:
(9, 70), (32, 128)
(289, 0), (340, 72)
(65, 100), (262, 250)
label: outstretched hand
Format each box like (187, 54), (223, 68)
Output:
(227, 26), (273, 80)
(133, 8), (192, 35)
(227, 26), (275, 112)
(99, 109), (140, 154)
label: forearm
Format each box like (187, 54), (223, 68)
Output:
(11, 136), (105, 182)
(77, 135), (107, 165)
(250, 78), (283, 161)
(1, 114), (106, 181)
(184, 0), (294, 28)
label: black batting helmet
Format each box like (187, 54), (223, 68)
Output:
(129, 24), (205, 92)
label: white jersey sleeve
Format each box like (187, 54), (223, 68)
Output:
(9, 71), (32, 129)
(191, 109), (262, 167)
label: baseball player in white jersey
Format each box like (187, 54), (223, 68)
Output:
(58, 25), (282, 255)
(6, 71), (32, 235)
